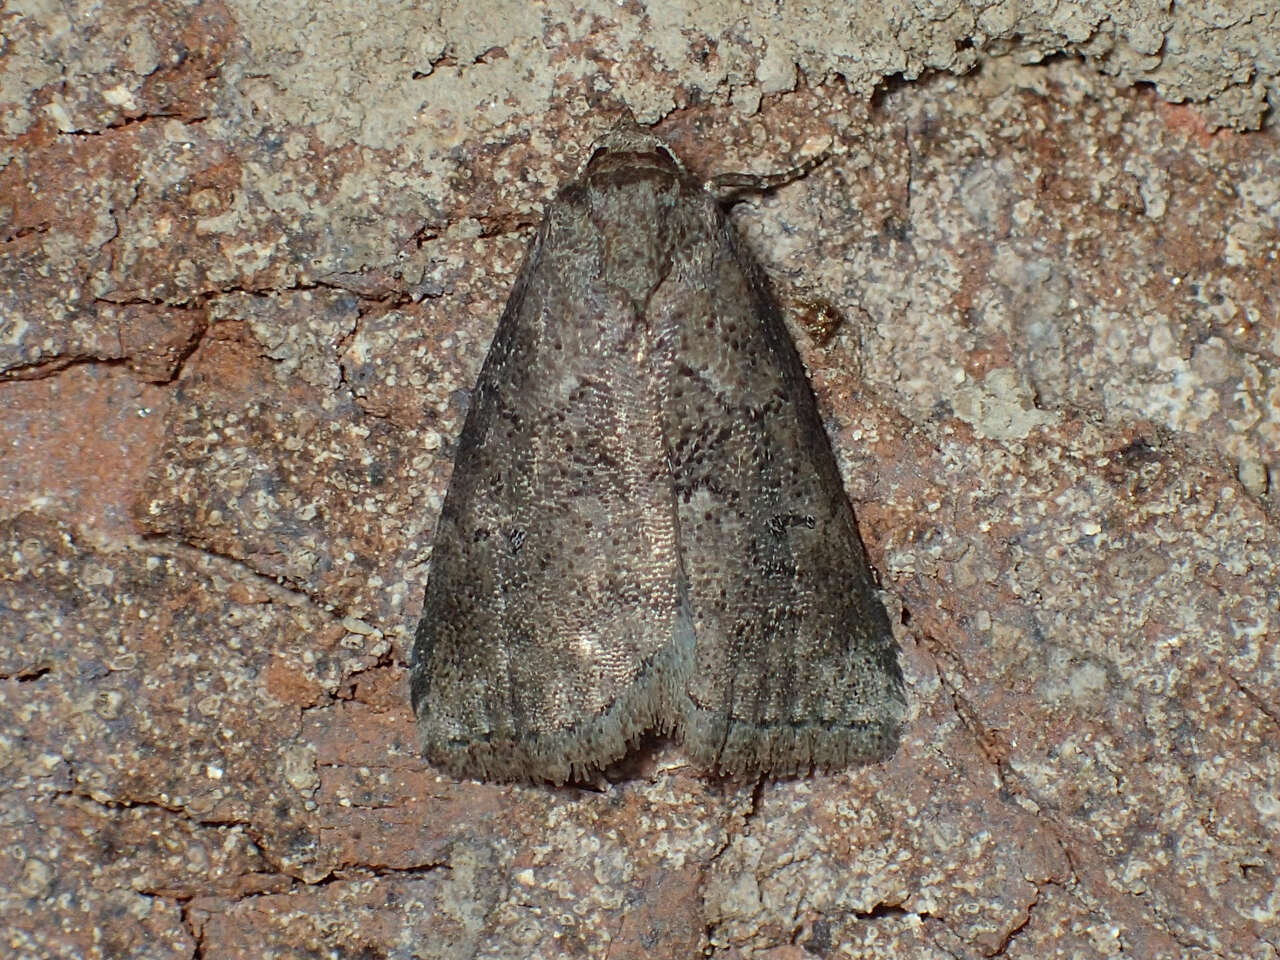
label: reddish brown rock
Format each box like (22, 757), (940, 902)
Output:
(2, 6), (1277, 958)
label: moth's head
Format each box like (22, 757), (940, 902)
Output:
(579, 111), (683, 181)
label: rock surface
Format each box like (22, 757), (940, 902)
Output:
(2, 2), (1277, 958)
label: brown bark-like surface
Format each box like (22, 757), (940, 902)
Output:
(2, 2), (1277, 957)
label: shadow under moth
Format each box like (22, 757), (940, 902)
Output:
(409, 116), (905, 784)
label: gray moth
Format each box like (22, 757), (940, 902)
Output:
(409, 116), (906, 784)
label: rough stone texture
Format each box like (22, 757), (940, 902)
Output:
(1, 2), (1277, 959)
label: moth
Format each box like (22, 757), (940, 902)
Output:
(409, 116), (905, 784)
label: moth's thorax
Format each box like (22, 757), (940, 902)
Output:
(563, 146), (708, 307)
